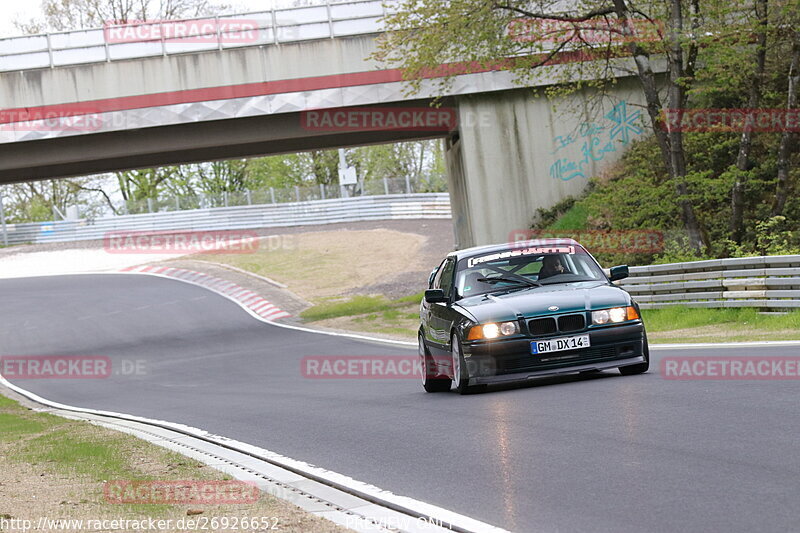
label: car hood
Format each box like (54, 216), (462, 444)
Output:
(454, 282), (631, 323)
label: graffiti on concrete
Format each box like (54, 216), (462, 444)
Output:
(549, 101), (643, 181)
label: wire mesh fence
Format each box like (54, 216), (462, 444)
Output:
(118, 175), (446, 215)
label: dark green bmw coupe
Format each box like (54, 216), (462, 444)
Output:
(418, 239), (649, 394)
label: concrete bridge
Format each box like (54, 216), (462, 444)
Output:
(0, 0), (648, 247)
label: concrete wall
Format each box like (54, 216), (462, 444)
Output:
(446, 78), (647, 248)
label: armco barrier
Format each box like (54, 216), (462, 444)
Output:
(1, 193), (451, 245)
(619, 255), (800, 310)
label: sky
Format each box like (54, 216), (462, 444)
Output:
(0, 0), (296, 38)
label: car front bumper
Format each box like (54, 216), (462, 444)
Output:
(462, 323), (646, 385)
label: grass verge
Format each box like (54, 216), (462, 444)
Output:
(643, 307), (800, 343)
(300, 292), (423, 322)
(0, 392), (344, 532)
(196, 229), (426, 301)
(301, 293), (423, 338)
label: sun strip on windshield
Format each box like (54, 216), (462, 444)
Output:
(466, 246), (575, 268)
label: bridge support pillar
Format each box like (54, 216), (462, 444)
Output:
(444, 82), (645, 248)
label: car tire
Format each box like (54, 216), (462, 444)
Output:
(619, 331), (650, 375)
(451, 333), (478, 395)
(419, 333), (451, 392)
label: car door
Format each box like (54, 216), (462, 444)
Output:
(427, 257), (457, 356)
(421, 259), (444, 347)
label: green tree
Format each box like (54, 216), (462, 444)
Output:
(245, 155), (308, 189)
(23, 0), (229, 32)
(771, 8), (800, 216)
(373, 0), (798, 251)
(2, 177), (109, 222)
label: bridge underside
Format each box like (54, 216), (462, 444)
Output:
(0, 100), (445, 184)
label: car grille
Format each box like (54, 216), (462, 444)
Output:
(558, 314), (586, 332)
(528, 317), (557, 335)
(528, 314), (586, 335)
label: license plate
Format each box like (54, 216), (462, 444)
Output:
(531, 335), (590, 354)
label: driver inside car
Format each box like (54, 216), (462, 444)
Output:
(538, 255), (569, 280)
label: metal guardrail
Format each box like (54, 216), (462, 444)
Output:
(121, 175), (443, 214)
(619, 255), (800, 310)
(0, 0), (387, 72)
(0, 193), (451, 245)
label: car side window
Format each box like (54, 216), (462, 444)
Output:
(438, 259), (456, 298)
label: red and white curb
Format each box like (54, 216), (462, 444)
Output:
(121, 265), (291, 321)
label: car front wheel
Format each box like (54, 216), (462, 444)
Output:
(420, 333), (451, 392)
(451, 333), (477, 394)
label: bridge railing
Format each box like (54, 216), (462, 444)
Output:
(618, 255), (800, 310)
(0, 0), (388, 72)
(0, 193), (451, 245)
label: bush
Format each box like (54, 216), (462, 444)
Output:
(533, 130), (800, 266)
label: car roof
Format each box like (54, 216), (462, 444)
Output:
(447, 238), (583, 262)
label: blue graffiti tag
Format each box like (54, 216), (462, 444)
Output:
(550, 159), (586, 181)
(549, 100), (642, 181)
(550, 134), (577, 154)
(605, 101), (642, 145)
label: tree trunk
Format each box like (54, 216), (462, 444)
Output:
(613, 0), (704, 250)
(611, 0), (673, 172)
(665, 0), (705, 251)
(772, 30), (800, 215)
(731, 0), (769, 242)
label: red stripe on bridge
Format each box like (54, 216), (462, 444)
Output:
(0, 49), (614, 125)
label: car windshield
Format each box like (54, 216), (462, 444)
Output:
(455, 246), (607, 298)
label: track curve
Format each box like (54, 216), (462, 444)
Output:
(1, 274), (798, 532)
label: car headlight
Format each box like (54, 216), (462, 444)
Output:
(467, 321), (518, 340)
(592, 306), (639, 325)
(483, 323), (500, 338)
(499, 321), (517, 336)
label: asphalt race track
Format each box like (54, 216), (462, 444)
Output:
(1, 274), (798, 532)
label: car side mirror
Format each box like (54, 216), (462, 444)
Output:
(424, 289), (448, 303)
(609, 265), (629, 282)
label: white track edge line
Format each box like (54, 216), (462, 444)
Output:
(650, 340), (800, 349)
